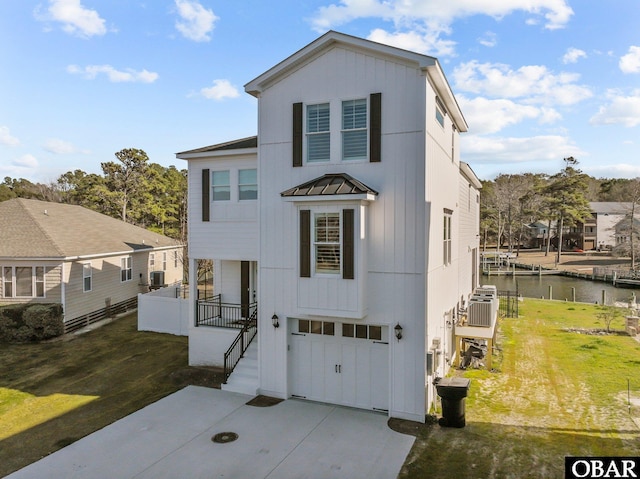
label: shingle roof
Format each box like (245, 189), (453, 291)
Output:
(590, 202), (632, 214)
(0, 198), (180, 259)
(176, 136), (257, 155)
(280, 173), (378, 197)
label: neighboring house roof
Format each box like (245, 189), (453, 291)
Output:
(280, 173), (379, 198)
(0, 198), (180, 259)
(590, 202), (632, 215)
(244, 30), (467, 132)
(176, 136), (257, 156)
(614, 216), (640, 232)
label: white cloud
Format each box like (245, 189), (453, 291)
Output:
(562, 47), (586, 64)
(200, 79), (240, 100)
(620, 45), (640, 74)
(174, 0), (218, 42)
(478, 31), (497, 48)
(368, 28), (456, 57)
(461, 134), (583, 164)
(311, 0), (572, 56)
(590, 89), (640, 127)
(0, 126), (20, 147)
(12, 154), (39, 169)
(35, 0), (107, 38)
(583, 163), (640, 179)
(67, 64), (159, 83)
(43, 138), (88, 155)
(453, 60), (592, 106)
(458, 96), (554, 135)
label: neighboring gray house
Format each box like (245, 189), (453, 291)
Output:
(590, 202), (633, 250)
(0, 198), (184, 330)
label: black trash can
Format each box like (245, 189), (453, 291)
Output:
(435, 377), (471, 428)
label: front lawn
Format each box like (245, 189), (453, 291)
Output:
(0, 313), (223, 477)
(400, 299), (640, 479)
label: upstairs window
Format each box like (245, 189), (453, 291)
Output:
(306, 103), (330, 162)
(238, 169), (258, 200)
(435, 96), (447, 128)
(211, 170), (230, 201)
(342, 99), (367, 161)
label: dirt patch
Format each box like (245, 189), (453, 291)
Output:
(168, 367), (224, 389)
(387, 417), (436, 437)
(245, 395), (284, 407)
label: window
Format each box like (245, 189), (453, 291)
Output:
(306, 103), (330, 162)
(314, 212), (340, 274)
(174, 251), (179, 268)
(238, 169), (257, 200)
(121, 256), (132, 282)
(341, 323), (382, 340)
(149, 253), (155, 270)
(1, 266), (45, 298)
(435, 96), (446, 128)
(211, 170), (230, 201)
(298, 319), (334, 335)
(342, 99), (367, 161)
(443, 210), (452, 266)
(83, 263), (92, 292)
(162, 252), (167, 271)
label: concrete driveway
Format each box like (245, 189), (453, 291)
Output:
(7, 386), (415, 479)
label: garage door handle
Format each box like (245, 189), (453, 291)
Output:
(335, 364), (338, 373)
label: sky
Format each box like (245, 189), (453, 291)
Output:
(1, 0), (639, 183)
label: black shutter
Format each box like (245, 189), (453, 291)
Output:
(300, 210), (311, 277)
(370, 93), (381, 163)
(293, 102), (303, 167)
(202, 168), (210, 222)
(343, 209), (354, 279)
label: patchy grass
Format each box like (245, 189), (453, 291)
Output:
(0, 313), (223, 477)
(400, 299), (640, 479)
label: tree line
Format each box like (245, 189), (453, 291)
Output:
(481, 158), (640, 267)
(1, 148), (187, 242)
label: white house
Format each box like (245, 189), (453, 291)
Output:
(178, 31), (481, 422)
(590, 202), (633, 250)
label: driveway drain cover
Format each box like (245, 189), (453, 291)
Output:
(212, 432), (238, 444)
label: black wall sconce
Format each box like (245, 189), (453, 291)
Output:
(394, 323), (403, 341)
(272, 313), (279, 328)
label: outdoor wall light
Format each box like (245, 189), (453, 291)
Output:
(272, 313), (279, 328)
(394, 323), (403, 341)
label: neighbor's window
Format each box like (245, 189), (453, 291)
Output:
(342, 99), (367, 161)
(443, 211), (452, 266)
(174, 250), (179, 268)
(83, 263), (92, 292)
(314, 212), (340, 274)
(238, 168), (258, 200)
(211, 170), (230, 201)
(121, 256), (132, 282)
(306, 103), (330, 162)
(149, 253), (155, 269)
(1, 266), (45, 298)
(162, 252), (167, 271)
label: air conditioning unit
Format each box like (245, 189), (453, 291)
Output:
(474, 285), (497, 298)
(467, 297), (498, 327)
(150, 271), (165, 288)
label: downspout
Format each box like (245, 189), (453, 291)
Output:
(60, 262), (66, 319)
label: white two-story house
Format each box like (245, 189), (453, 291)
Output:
(178, 31), (481, 423)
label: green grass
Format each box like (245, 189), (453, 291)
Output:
(400, 299), (640, 479)
(0, 313), (223, 477)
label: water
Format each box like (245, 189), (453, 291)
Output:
(485, 274), (638, 305)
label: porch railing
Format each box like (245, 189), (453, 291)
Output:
(223, 307), (258, 383)
(196, 294), (258, 329)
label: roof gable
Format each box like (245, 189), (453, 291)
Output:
(0, 199), (180, 259)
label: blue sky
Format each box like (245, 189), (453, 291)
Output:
(1, 0), (639, 183)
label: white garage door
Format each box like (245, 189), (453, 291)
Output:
(288, 319), (389, 412)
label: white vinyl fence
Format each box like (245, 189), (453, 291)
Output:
(137, 282), (189, 336)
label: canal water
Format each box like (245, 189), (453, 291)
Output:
(484, 274), (638, 305)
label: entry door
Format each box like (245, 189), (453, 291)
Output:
(241, 261), (249, 318)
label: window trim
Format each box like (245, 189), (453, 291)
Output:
(341, 98), (368, 162)
(2, 265), (46, 298)
(83, 262), (92, 293)
(443, 209), (453, 266)
(149, 253), (155, 270)
(313, 211), (341, 275)
(211, 170), (231, 202)
(162, 252), (167, 272)
(305, 102), (331, 163)
(121, 256), (133, 282)
(238, 168), (258, 201)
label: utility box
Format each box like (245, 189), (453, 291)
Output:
(435, 377), (471, 428)
(150, 271), (165, 289)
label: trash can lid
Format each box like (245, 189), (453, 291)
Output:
(436, 377), (470, 389)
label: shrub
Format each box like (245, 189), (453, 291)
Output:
(0, 304), (64, 343)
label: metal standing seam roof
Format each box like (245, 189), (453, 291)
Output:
(280, 173), (379, 198)
(0, 198), (181, 259)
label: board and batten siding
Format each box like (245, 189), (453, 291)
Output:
(256, 45), (431, 421)
(188, 155), (258, 261)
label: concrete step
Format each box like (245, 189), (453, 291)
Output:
(221, 342), (259, 396)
